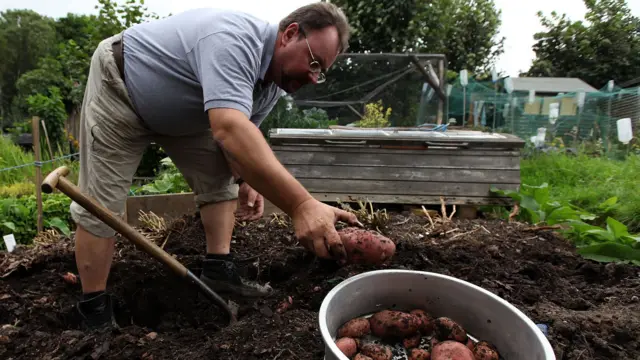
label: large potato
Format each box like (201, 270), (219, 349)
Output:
(360, 343), (393, 360)
(433, 317), (468, 343)
(369, 310), (421, 339)
(431, 341), (475, 360)
(335, 337), (358, 358)
(338, 227), (396, 265)
(338, 317), (371, 338)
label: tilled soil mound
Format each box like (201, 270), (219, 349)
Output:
(1, 210), (639, 360)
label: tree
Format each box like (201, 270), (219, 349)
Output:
(329, 0), (504, 73)
(0, 10), (57, 122)
(4, 0), (161, 148)
(293, 0), (504, 126)
(525, 0), (640, 89)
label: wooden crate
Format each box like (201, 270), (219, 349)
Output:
(269, 128), (525, 206)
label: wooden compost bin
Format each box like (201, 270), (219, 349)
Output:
(269, 128), (526, 207)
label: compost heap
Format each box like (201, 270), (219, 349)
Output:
(1, 209), (639, 360)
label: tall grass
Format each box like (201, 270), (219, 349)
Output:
(0, 135), (35, 184)
(521, 152), (640, 232)
(0, 134), (79, 187)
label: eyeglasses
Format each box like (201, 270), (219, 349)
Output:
(303, 33), (326, 84)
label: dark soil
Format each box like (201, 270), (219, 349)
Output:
(1, 209), (639, 360)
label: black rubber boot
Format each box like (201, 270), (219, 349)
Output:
(76, 292), (118, 330)
(199, 254), (273, 297)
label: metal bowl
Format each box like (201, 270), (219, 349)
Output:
(319, 269), (556, 360)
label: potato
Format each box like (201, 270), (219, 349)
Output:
(360, 343), (393, 360)
(409, 348), (431, 360)
(403, 333), (421, 349)
(369, 310), (421, 339)
(473, 340), (500, 360)
(338, 227), (396, 265)
(465, 338), (475, 352)
(335, 337), (358, 358)
(433, 317), (468, 343)
(430, 337), (440, 349)
(410, 309), (435, 335)
(354, 354), (374, 360)
(338, 317), (371, 338)
(431, 341), (475, 360)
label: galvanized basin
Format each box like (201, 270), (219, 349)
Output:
(319, 269), (556, 360)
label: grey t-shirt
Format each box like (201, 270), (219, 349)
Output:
(122, 8), (284, 136)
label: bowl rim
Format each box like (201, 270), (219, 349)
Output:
(318, 269), (556, 360)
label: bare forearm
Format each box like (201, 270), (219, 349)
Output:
(222, 149), (241, 180)
(209, 109), (312, 215)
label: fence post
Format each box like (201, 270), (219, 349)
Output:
(32, 116), (43, 233)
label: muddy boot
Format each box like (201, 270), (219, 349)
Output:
(200, 253), (273, 297)
(77, 291), (118, 330)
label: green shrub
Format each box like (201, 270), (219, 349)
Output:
(0, 182), (35, 197)
(1, 193), (72, 249)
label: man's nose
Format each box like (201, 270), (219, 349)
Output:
(308, 71), (319, 84)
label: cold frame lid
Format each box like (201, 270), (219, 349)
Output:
(268, 127), (525, 149)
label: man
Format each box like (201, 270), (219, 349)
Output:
(70, 2), (358, 329)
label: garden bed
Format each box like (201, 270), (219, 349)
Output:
(1, 211), (639, 360)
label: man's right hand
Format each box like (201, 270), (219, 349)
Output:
(290, 198), (361, 261)
(208, 107), (361, 261)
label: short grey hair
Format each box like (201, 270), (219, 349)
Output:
(279, 2), (351, 53)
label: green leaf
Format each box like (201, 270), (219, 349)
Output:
(45, 217), (71, 237)
(523, 183), (550, 206)
(545, 205), (581, 225)
(577, 242), (640, 264)
(583, 228), (616, 242)
(2, 222), (17, 232)
(605, 217), (629, 240)
(598, 196), (618, 211)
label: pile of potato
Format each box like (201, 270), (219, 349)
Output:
(334, 309), (500, 360)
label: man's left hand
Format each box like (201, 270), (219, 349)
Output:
(236, 182), (264, 221)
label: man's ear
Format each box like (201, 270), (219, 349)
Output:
(281, 22), (300, 45)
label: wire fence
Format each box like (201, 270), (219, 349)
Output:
(447, 77), (640, 151)
(0, 152), (79, 173)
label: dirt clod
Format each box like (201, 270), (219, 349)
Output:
(1, 212), (639, 360)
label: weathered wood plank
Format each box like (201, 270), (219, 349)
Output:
(285, 164), (520, 183)
(126, 193), (196, 227)
(310, 193), (513, 206)
(274, 149), (520, 169)
(125, 192), (513, 227)
(296, 179), (519, 197)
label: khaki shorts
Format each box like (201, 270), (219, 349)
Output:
(70, 32), (238, 238)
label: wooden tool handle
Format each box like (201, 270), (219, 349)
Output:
(42, 166), (71, 194)
(41, 166), (188, 277)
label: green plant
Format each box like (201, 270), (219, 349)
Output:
(0, 134), (34, 184)
(357, 100), (391, 128)
(563, 217), (640, 265)
(520, 152), (640, 232)
(25, 86), (68, 147)
(136, 157), (190, 195)
(491, 183), (640, 266)
(0, 182), (35, 197)
(259, 96), (338, 142)
(1, 193), (72, 249)
(490, 183), (596, 225)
